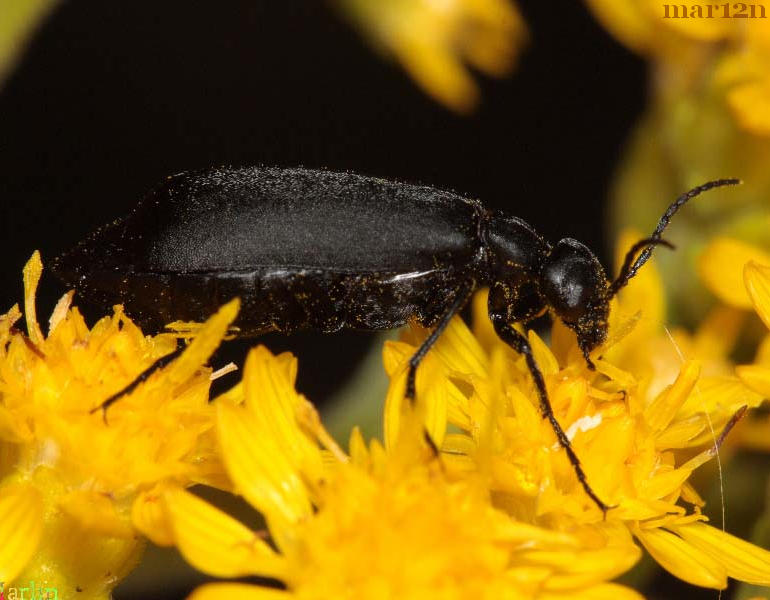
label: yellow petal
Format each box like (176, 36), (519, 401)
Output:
(728, 80), (770, 136)
(22, 250), (44, 345)
(348, 426), (368, 467)
(48, 290), (74, 335)
(164, 486), (286, 579)
(383, 359), (447, 451)
(241, 347), (324, 482)
(737, 364), (770, 397)
(132, 486), (175, 546)
(699, 239), (770, 309)
(639, 467), (692, 500)
(583, 0), (655, 54)
(540, 582), (644, 600)
(429, 315), (488, 377)
(644, 360), (700, 432)
(189, 583), (290, 600)
(532, 543), (641, 589)
(654, 415), (706, 449)
(745, 260), (770, 329)
(0, 482), (43, 581)
(217, 400), (313, 527)
(529, 329), (559, 376)
(681, 375), (764, 423)
(166, 298), (240, 384)
(384, 363), (407, 451)
(60, 489), (134, 538)
(673, 522), (770, 585)
(634, 526), (727, 588)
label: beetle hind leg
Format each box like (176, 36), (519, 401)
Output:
(91, 344), (186, 420)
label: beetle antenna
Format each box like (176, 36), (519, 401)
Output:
(608, 237), (675, 297)
(608, 178), (741, 296)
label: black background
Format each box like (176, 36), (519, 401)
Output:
(0, 1), (670, 597)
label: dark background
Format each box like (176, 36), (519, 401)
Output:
(0, 0), (663, 597)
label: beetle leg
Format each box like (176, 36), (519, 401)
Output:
(91, 345), (186, 420)
(488, 310), (614, 517)
(404, 280), (475, 404)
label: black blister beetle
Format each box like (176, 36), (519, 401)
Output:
(52, 167), (739, 514)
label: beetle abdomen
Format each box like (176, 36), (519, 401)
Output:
(78, 266), (470, 334)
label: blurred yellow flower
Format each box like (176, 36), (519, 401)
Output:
(696, 237), (770, 451)
(379, 238), (770, 590)
(336, 0), (528, 112)
(162, 346), (647, 600)
(0, 252), (236, 599)
(0, 0), (59, 87)
(585, 0), (770, 134)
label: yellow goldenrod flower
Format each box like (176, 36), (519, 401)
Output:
(161, 345), (648, 599)
(379, 243), (770, 589)
(335, 0), (528, 112)
(0, 252), (236, 599)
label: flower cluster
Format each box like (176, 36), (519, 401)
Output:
(159, 346), (646, 600)
(381, 300), (768, 591)
(4, 243), (770, 598)
(156, 237), (770, 597)
(0, 252), (235, 599)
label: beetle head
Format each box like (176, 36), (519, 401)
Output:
(540, 238), (610, 363)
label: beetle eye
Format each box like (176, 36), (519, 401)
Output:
(541, 239), (606, 323)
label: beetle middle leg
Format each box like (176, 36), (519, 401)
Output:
(489, 309), (612, 515)
(404, 280), (475, 403)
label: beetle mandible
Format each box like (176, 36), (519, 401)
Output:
(52, 167), (740, 514)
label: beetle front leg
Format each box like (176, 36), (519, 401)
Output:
(488, 309), (613, 516)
